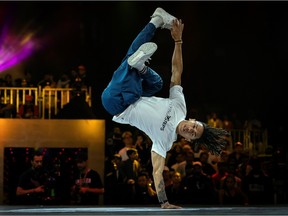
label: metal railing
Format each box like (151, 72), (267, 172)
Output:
(0, 86), (269, 153)
(0, 86), (91, 119)
(229, 128), (268, 155)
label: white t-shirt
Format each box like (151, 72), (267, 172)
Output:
(113, 85), (186, 158)
(118, 147), (129, 161)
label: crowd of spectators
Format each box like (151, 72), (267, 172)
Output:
(0, 65), (90, 119)
(103, 119), (286, 206)
(1, 69), (286, 206)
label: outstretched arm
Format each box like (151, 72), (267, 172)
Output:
(170, 19), (184, 88)
(151, 151), (181, 209)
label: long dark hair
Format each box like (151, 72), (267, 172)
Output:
(192, 122), (230, 155)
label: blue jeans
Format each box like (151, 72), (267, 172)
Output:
(101, 23), (163, 116)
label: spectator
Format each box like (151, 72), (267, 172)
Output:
(70, 152), (104, 205)
(119, 148), (141, 204)
(212, 162), (229, 195)
(176, 150), (195, 178)
(182, 161), (216, 205)
(134, 172), (158, 205)
(57, 73), (70, 88)
(198, 151), (216, 177)
(16, 151), (46, 205)
(227, 141), (249, 178)
(219, 174), (248, 206)
(118, 131), (135, 161)
(163, 166), (173, 188)
(17, 95), (39, 119)
(165, 171), (186, 205)
(242, 156), (274, 205)
(104, 154), (126, 205)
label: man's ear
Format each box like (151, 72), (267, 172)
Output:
(188, 118), (195, 121)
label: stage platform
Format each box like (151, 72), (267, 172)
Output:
(0, 205), (288, 215)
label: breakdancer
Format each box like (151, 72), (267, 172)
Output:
(101, 7), (230, 209)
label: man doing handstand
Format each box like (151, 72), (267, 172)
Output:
(102, 7), (230, 209)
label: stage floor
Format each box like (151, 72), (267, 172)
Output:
(0, 205), (288, 215)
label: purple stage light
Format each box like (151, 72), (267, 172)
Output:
(0, 27), (38, 73)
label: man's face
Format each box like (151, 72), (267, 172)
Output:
(177, 119), (204, 142)
(122, 134), (133, 146)
(31, 155), (43, 170)
(234, 144), (243, 153)
(129, 152), (139, 161)
(77, 161), (87, 172)
(137, 175), (148, 187)
(172, 172), (181, 183)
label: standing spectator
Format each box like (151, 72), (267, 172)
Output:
(77, 64), (89, 89)
(106, 126), (123, 156)
(104, 154), (126, 205)
(135, 131), (151, 171)
(70, 64), (89, 95)
(119, 148), (141, 204)
(37, 73), (56, 88)
(16, 151), (46, 205)
(70, 153), (104, 205)
(23, 71), (36, 87)
(118, 131), (135, 161)
(56, 73), (71, 106)
(57, 73), (70, 88)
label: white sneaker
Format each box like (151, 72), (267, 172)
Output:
(151, 7), (176, 29)
(128, 42), (157, 70)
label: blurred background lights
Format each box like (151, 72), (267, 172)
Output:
(0, 27), (38, 73)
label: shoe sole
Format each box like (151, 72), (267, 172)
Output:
(128, 42), (158, 67)
(151, 7), (176, 29)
